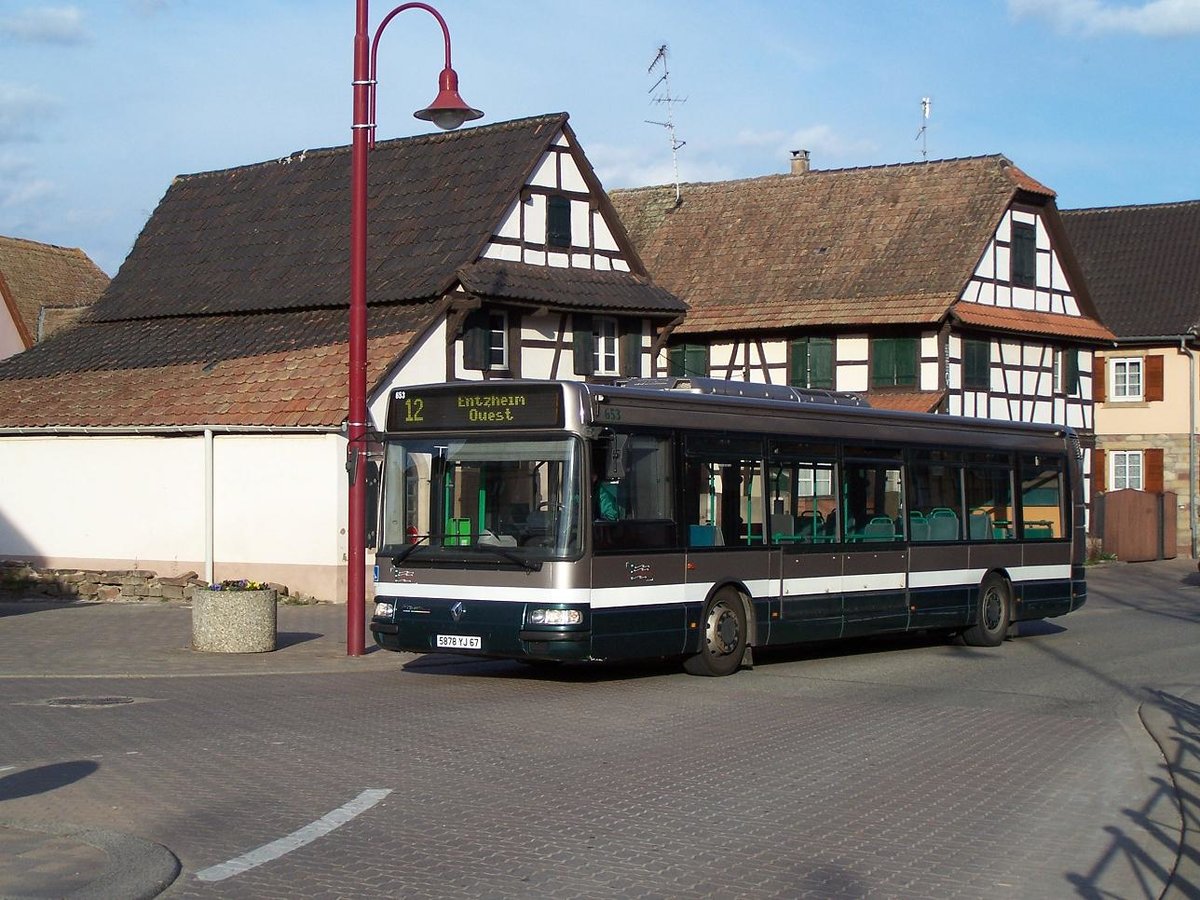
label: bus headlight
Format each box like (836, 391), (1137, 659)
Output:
(527, 608), (583, 626)
(374, 601), (396, 619)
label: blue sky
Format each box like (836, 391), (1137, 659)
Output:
(2, 0), (1199, 275)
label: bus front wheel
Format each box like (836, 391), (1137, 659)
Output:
(963, 573), (1010, 647)
(684, 589), (748, 677)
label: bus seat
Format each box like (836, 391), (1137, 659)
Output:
(689, 524), (722, 547)
(928, 510), (959, 541)
(908, 513), (931, 542)
(968, 511), (992, 540)
(862, 516), (896, 541)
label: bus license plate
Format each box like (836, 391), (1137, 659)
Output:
(437, 634), (481, 649)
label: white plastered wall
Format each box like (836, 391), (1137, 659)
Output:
(0, 307), (25, 361)
(0, 431), (349, 601)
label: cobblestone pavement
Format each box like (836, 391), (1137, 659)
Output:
(0, 559), (1197, 899)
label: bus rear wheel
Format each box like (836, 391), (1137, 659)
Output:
(963, 573), (1010, 647)
(684, 589), (748, 677)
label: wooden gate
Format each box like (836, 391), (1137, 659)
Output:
(1099, 489), (1177, 562)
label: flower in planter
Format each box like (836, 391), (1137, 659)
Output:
(206, 578), (271, 591)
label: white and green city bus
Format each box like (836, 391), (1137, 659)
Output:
(369, 378), (1086, 676)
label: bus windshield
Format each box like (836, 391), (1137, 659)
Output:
(380, 436), (583, 563)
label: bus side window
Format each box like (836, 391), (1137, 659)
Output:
(1020, 454), (1065, 539)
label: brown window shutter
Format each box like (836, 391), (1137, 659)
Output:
(1145, 355), (1164, 402)
(1093, 449), (1106, 495)
(1145, 448), (1164, 493)
(1093, 355), (1106, 403)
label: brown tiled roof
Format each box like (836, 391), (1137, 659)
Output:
(0, 113), (682, 429)
(0, 305), (436, 428)
(93, 114), (573, 322)
(457, 259), (685, 314)
(0, 236), (108, 346)
(864, 390), (946, 414)
(1061, 201), (1200, 339)
(950, 302), (1115, 342)
(610, 156), (1047, 335)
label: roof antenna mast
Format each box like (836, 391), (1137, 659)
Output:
(916, 96), (931, 161)
(646, 44), (686, 204)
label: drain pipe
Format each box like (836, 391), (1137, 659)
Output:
(1183, 335), (1198, 560)
(204, 428), (214, 585)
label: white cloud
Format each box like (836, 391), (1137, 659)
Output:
(0, 6), (88, 44)
(0, 84), (58, 143)
(1009, 0), (1200, 36)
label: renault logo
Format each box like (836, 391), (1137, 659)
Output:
(450, 601), (466, 622)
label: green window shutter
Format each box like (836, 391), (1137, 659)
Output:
(810, 337), (834, 389)
(686, 344), (709, 378)
(572, 314), (594, 375)
(789, 339), (809, 387)
(668, 345), (685, 376)
(1012, 221), (1036, 287)
(619, 322), (641, 377)
(964, 338), (990, 389)
(547, 196), (571, 248)
(1066, 349), (1081, 395)
(895, 338), (917, 386)
(872, 338), (896, 387)
(462, 309), (489, 371)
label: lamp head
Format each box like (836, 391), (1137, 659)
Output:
(414, 66), (483, 131)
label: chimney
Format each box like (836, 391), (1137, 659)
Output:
(790, 149), (811, 174)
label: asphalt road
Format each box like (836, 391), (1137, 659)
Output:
(0, 558), (1197, 899)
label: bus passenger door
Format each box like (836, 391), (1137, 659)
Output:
(768, 457), (843, 643)
(683, 445), (774, 646)
(841, 454), (909, 636)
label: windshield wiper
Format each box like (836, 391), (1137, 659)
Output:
(471, 544), (542, 572)
(389, 533), (436, 564)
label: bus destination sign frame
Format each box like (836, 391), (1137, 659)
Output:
(387, 384), (564, 431)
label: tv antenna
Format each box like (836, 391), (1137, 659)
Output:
(647, 44), (686, 204)
(916, 96), (931, 161)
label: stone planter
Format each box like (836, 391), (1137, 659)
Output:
(191, 589), (278, 653)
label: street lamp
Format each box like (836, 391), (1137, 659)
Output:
(348, 1), (482, 656)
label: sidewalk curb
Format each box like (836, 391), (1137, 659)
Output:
(0, 819), (180, 900)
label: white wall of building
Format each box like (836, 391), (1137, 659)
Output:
(0, 307), (25, 361)
(0, 431), (349, 601)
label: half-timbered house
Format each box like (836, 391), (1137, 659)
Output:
(610, 154), (1113, 497)
(1062, 200), (1200, 558)
(0, 235), (108, 363)
(0, 113), (684, 600)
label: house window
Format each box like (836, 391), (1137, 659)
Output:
(963, 338), (990, 390)
(789, 337), (834, 389)
(1111, 450), (1143, 491)
(593, 316), (619, 375)
(547, 195), (571, 248)
(668, 343), (709, 378)
(1111, 358), (1144, 401)
(1011, 221), (1036, 287)
(870, 337), (918, 388)
(487, 312), (508, 370)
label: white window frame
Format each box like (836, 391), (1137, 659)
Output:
(796, 464), (834, 499)
(593, 316), (619, 375)
(487, 311), (508, 371)
(1111, 450), (1144, 491)
(1110, 357), (1143, 401)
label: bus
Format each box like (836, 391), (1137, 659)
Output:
(369, 378), (1086, 676)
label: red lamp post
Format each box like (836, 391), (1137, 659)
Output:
(348, 1), (482, 656)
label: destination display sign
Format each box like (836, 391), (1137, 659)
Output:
(386, 384), (564, 431)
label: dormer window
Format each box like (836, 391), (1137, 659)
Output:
(547, 195), (571, 248)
